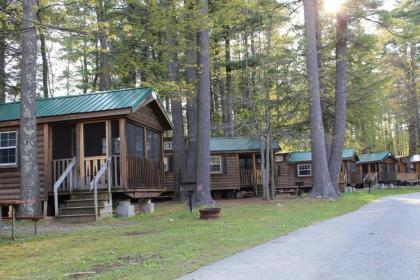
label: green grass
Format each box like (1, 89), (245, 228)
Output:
(0, 188), (418, 280)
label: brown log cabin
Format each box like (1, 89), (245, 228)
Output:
(163, 137), (280, 197)
(396, 154), (420, 185)
(0, 88), (172, 221)
(357, 151), (398, 186)
(275, 149), (361, 191)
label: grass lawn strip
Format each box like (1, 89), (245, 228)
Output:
(0, 188), (418, 280)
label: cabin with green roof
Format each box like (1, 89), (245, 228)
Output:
(0, 87), (172, 222)
(275, 149), (361, 191)
(163, 137), (280, 197)
(357, 151), (397, 184)
(396, 155), (420, 184)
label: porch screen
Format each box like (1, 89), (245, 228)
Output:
(126, 122), (144, 157)
(147, 129), (161, 161)
(84, 122), (106, 157)
(52, 125), (76, 159)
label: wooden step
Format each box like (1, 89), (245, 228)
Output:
(65, 199), (108, 208)
(61, 206), (98, 215)
(55, 214), (97, 223)
(69, 191), (110, 201)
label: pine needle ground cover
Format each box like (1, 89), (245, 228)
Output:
(0, 188), (418, 280)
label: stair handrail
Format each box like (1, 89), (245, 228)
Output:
(372, 173), (378, 188)
(89, 157), (112, 221)
(362, 173), (370, 188)
(54, 157), (76, 217)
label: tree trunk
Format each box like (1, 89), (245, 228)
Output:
(194, 0), (215, 206)
(185, 0), (198, 183)
(167, 1), (186, 200)
(95, 0), (111, 91)
(269, 131), (276, 199)
(0, 0), (6, 103)
(328, 7), (348, 192)
(260, 136), (269, 200)
(39, 29), (49, 98)
(19, 0), (41, 216)
(224, 29), (234, 136)
(303, 0), (338, 199)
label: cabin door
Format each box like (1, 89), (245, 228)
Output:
(239, 154), (255, 187)
(81, 121), (108, 187)
(51, 124), (76, 189)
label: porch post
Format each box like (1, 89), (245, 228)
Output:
(119, 118), (129, 188)
(76, 123), (82, 188)
(252, 153), (257, 194)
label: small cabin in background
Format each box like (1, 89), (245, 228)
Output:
(0, 88), (172, 221)
(163, 137), (280, 197)
(357, 151), (397, 185)
(275, 148), (360, 191)
(397, 155), (420, 184)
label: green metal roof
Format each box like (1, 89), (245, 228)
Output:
(0, 87), (158, 122)
(288, 148), (357, 163)
(210, 137), (280, 153)
(357, 151), (395, 164)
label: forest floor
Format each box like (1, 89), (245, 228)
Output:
(0, 187), (419, 280)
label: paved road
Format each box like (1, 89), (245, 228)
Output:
(179, 193), (420, 280)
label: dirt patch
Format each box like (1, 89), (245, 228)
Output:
(123, 230), (156, 237)
(65, 254), (161, 279)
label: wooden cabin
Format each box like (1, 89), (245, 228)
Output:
(163, 137), (280, 197)
(0, 88), (172, 221)
(397, 155), (420, 185)
(275, 148), (361, 191)
(357, 151), (398, 185)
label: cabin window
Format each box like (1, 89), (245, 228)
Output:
(126, 122), (144, 157)
(297, 164), (311, 177)
(164, 141), (173, 150)
(210, 156), (223, 174)
(0, 131), (17, 166)
(409, 163), (416, 172)
(147, 129), (161, 161)
(275, 155), (284, 162)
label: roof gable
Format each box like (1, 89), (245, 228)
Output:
(0, 88), (171, 124)
(357, 151), (395, 164)
(210, 137), (280, 153)
(288, 148), (357, 163)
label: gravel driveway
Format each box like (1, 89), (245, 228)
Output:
(179, 193), (420, 280)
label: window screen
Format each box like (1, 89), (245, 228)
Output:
(147, 129), (161, 161)
(127, 122), (144, 157)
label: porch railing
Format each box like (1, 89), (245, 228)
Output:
(127, 156), (164, 189)
(52, 158), (76, 191)
(82, 155), (121, 189)
(240, 170), (255, 187)
(53, 157), (76, 216)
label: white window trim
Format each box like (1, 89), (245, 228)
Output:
(210, 156), (223, 174)
(275, 155), (284, 162)
(164, 140), (173, 150)
(297, 163), (311, 177)
(0, 130), (18, 167)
